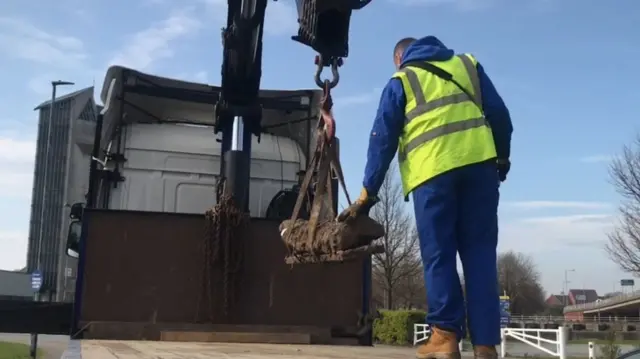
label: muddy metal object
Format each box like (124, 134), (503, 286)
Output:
(280, 80), (385, 264)
(280, 216), (384, 264)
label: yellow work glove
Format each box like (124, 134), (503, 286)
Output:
(337, 188), (379, 222)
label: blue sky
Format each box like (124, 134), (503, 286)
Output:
(0, 0), (638, 296)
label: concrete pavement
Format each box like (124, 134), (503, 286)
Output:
(1, 332), (636, 359)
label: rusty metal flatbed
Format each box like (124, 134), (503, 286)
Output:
(61, 341), (419, 359)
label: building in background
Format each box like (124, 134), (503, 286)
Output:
(0, 269), (32, 300)
(545, 289), (599, 309)
(27, 86), (98, 302)
(568, 289), (599, 305)
(545, 294), (570, 307)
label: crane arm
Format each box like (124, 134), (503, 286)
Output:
(215, 0), (372, 209)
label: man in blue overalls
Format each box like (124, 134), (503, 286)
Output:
(338, 36), (513, 359)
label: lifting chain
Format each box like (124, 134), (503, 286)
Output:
(319, 80), (336, 141)
(197, 187), (248, 323)
(315, 53), (342, 141)
(280, 55), (353, 264)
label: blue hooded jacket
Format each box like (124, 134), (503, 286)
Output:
(362, 36), (513, 196)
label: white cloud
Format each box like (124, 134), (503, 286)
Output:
(498, 213), (619, 294)
(0, 17), (86, 68)
(500, 214), (615, 252)
(0, 137), (36, 164)
(172, 70), (209, 83)
(504, 201), (612, 211)
(0, 135), (35, 270)
(580, 155), (612, 163)
(0, 137), (35, 199)
(26, 73), (70, 97)
(264, 0), (299, 36)
(108, 10), (202, 70)
(0, 230), (28, 270)
(192, 71), (208, 83)
(173, 0), (297, 36)
(336, 87), (383, 108)
(389, 0), (496, 10)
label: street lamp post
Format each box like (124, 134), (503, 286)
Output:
(30, 80), (74, 359)
(563, 269), (575, 306)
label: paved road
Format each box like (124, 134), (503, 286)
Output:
(1, 333), (636, 359)
(497, 341), (635, 357)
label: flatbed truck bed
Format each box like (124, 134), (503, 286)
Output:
(61, 341), (419, 359)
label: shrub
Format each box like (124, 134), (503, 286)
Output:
(598, 329), (621, 359)
(373, 309), (426, 345)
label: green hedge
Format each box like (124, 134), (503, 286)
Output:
(373, 309), (426, 345)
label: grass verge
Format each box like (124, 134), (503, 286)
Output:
(0, 341), (44, 359)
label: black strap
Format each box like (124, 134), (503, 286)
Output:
(402, 60), (482, 111)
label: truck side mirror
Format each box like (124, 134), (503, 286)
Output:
(66, 220), (82, 258)
(69, 203), (84, 220)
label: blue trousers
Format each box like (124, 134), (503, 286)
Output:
(412, 161), (500, 346)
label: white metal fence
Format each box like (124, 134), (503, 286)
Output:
(500, 327), (568, 359)
(413, 324), (568, 359)
(413, 324), (431, 346)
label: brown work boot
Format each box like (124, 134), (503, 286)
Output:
(473, 345), (498, 359)
(416, 326), (461, 359)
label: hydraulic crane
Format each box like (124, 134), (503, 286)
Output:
(214, 0), (371, 209)
(211, 0), (382, 263)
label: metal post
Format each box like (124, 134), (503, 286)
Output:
(31, 80), (74, 359)
(558, 326), (568, 359)
(588, 341), (595, 359)
(500, 329), (506, 358)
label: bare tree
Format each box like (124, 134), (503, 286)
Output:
(605, 134), (640, 274)
(498, 251), (546, 315)
(370, 165), (423, 309)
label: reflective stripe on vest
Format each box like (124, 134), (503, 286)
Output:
(399, 116), (489, 160)
(393, 54), (497, 197)
(403, 55), (482, 125)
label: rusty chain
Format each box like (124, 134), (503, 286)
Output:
(197, 181), (248, 323)
(197, 54), (346, 318)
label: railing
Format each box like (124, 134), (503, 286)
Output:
(510, 315), (640, 323)
(414, 324), (430, 346)
(500, 327), (568, 359)
(564, 290), (640, 313)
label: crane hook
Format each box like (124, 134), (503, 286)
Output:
(314, 55), (342, 89)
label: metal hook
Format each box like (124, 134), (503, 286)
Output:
(314, 56), (341, 89)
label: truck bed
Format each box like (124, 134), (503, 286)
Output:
(62, 341), (417, 359)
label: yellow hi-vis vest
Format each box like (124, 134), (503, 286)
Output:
(392, 53), (497, 198)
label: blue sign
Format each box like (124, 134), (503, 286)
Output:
(500, 295), (510, 328)
(31, 270), (42, 291)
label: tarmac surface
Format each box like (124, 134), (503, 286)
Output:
(0, 333), (636, 359)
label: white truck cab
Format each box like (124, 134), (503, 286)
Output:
(106, 122), (304, 217)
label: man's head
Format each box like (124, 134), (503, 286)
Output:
(394, 37), (416, 70)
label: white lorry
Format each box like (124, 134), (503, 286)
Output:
(57, 66), (378, 358)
